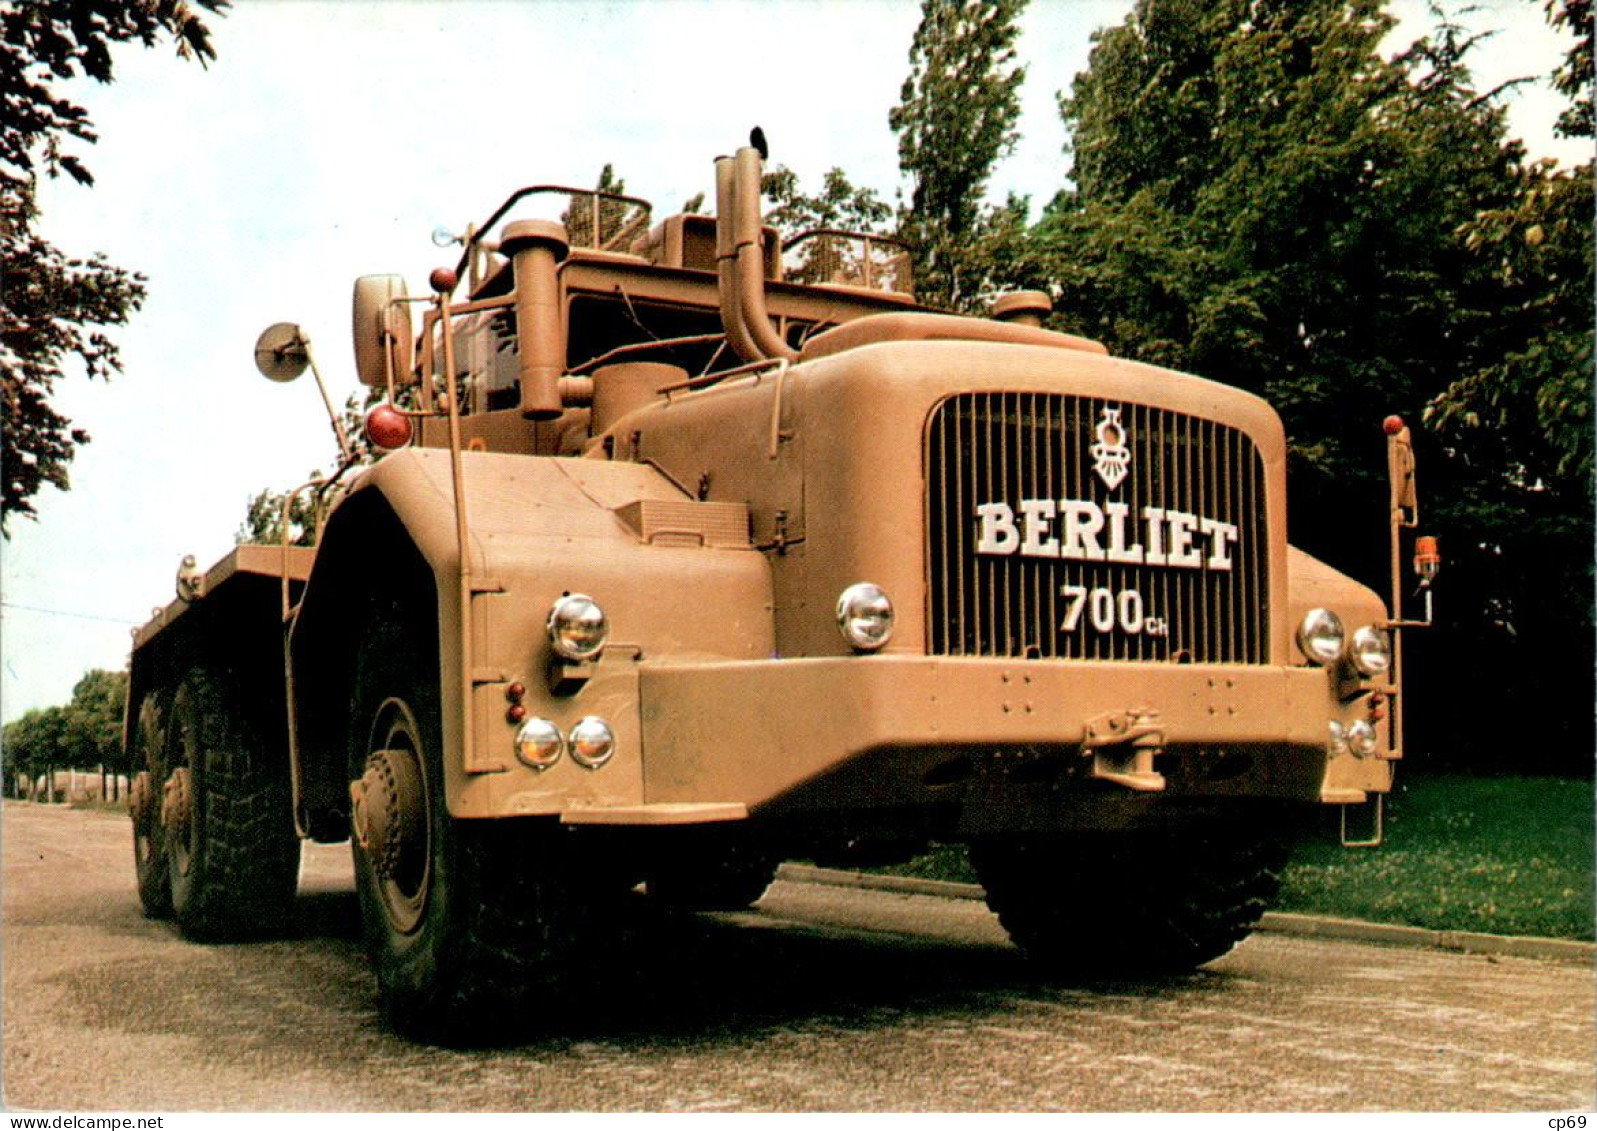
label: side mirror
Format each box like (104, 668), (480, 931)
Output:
(251, 322), (353, 461)
(352, 274), (414, 388)
(253, 322), (310, 383)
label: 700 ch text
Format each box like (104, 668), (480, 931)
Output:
(1060, 584), (1167, 638)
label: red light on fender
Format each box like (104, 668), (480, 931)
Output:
(364, 404), (413, 451)
(1383, 415), (1405, 436)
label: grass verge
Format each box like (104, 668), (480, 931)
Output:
(867, 774), (1595, 941)
(1274, 774), (1593, 940)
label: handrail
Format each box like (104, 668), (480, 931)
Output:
(452, 184), (653, 283)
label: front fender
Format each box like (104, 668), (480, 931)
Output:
(289, 448), (774, 827)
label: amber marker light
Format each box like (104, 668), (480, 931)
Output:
(1414, 536), (1441, 584)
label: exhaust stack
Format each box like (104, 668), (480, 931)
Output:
(714, 142), (797, 364)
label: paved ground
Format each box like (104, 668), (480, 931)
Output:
(4, 802), (1593, 1112)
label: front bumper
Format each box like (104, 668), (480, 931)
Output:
(637, 655), (1388, 828)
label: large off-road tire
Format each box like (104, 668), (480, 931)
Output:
(971, 823), (1294, 976)
(130, 695), (172, 918)
(645, 839), (780, 912)
(348, 612), (600, 1043)
(163, 664), (302, 941)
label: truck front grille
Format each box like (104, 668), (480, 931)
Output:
(925, 392), (1269, 663)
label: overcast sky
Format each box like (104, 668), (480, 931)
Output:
(2, 0), (1586, 724)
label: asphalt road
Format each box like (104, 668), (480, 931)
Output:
(4, 802), (1592, 1113)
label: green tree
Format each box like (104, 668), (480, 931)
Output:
(3, 669), (129, 798)
(763, 165), (893, 235)
(1548, 0), (1592, 138)
(889, 0), (1028, 309)
(3, 705), (67, 798)
(1046, 0), (1514, 558)
(1, 0), (229, 535)
(62, 667), (128, 777)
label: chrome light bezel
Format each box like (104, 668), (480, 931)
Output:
(1295, 607), (1346, 667)
(1346, 719), (1379, 758)
(568, 716), (615, 770)
(547, 593), (608, 662)
(1328, 720), (1350, 757)
(514, 717), (564, 771)
(1350, 625), (1392, 677)
(836, 582), (894, 651)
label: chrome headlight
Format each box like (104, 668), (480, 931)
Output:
(547, 593), (607, 661)
(1346, 719), (1379, 758)
(1296, 608), (1345, 666)
(568, 717), (615, 769)
(515, 717), (564, 771)
(1350, 626), (1391, 677)
(836, 582), (894, 651)
(1328, 720), (1350, 757)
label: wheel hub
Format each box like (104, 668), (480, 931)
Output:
(161, 767), (192, 838)
(353, 747), (426, 884)
(129, 771), (156, 831)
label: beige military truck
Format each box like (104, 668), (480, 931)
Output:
(126, 134), (1435, 1037)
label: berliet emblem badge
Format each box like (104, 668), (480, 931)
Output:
(1090, 406), (1132, 490)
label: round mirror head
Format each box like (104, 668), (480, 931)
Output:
(431, 225), (459, 248)
(253, 322), (309, 383)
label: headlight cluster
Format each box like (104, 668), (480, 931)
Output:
(515, 715), (615, 771)
(1296, 608), (1390, 676)
(1328, 718), (1381, 759)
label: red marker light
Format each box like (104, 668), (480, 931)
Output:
(1383, 415), (1406, 436)
(364, 404), (413, 451)
(429, 266), (458, 294)
(506, 704), (527, 725)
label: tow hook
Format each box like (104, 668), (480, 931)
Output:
(1081, 707), (1166, 792)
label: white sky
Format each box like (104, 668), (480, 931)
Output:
(2, 0), (1587, 723)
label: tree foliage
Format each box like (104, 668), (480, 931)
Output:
(1548, 0), (1593, 138)
(3, 667), (128, 793)
(889, 0), (1028, 309)
(1, 0), (229, 536)
(763, 165), (893, 236)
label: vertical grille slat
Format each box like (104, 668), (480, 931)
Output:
(926, 393), (1269, 664)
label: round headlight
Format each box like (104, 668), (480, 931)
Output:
(547, 593), (607, 661)
(1328, 720), (1350, 757)
(568, 716), (615, 769)
(836, 582), (894, 651)
(1350, 626), (1391, 677)
(1296, 608), (1346, 666)
(515, 717), (564, 771)
(1347, 719), (1379, 758)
